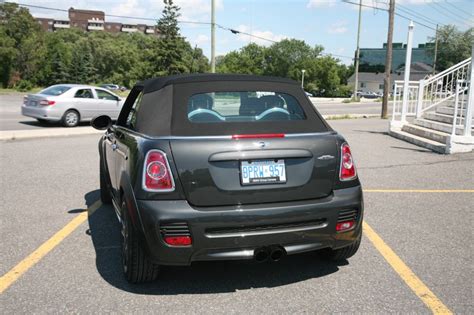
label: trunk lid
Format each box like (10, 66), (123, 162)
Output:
(170, 133), (338, 207)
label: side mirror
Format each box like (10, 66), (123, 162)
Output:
(91, 115), (112, 130)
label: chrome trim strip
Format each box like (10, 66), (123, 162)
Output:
(113, 126), (335, 140)
(204, 222), (328, 239)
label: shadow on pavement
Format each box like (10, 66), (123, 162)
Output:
(19, 120), (90, 128)
(353, 129), (389, 136)
(84, 190), (344, 295)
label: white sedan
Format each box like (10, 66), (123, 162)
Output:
(21, 84), (125, 127)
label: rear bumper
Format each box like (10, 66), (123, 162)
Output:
(21, 105), (63, 121)
(136, 186), (363, 265)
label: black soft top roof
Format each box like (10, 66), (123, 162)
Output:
(138, 73), (299, 94)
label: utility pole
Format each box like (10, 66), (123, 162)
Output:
(432, 24), (439, 75)
(211, 0), (216, 73)
(301, 69), (306, 89)
(353, 0), (362, 101)
(382, 0), (395, 119)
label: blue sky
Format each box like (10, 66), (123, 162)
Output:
(15, 0), (474, 64)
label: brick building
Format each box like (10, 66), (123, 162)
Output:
(34, 7), (158, 35)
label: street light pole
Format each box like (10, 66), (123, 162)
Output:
(301, 69), (306, 89)
(211, 0), (216, 73)
(353, 0), (362, 101)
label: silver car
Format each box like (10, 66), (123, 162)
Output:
(21, 84), (125, 127)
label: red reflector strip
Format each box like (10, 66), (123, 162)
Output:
(164, 236), (192, 246)
(336, 220), (355, 232)
(232, 133), (285, 139)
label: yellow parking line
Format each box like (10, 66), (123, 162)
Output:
(363, 222), (453, 314)
(364, 189), (474, 193)
(0, 201), (101, 294)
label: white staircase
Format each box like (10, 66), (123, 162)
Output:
(389, 57), (474, 154)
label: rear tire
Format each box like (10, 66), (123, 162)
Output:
(62, 110), (79, 127)
(121, 201), (160, 283)
(325, 234), (361, 261)
(99, 158), (111, 204)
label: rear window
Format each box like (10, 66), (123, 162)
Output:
(40, 86), (71, 96)
(187, 91), (306, 123)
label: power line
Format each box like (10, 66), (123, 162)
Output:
(10, 1), (355, 60)
(432, 0), (471, 21)
(426, 0), (471, 27)
(396, 3), (445, 27)
(342, 0), (437, 31)
(11, 2), (212, 25)
(215, 24), (353, 59)
(444, 0), (473, 19)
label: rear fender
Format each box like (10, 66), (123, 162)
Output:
(119, 172), (142, 230)
(119, 172), (155, 253)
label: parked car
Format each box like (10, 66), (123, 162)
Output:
(22, 84), (124, 127)
(92, 74), (363, 283)
(354, 91), (380, 99)
(100, 84), (127, 92)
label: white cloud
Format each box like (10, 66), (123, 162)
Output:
(191, 34), (210, 46)
(234, 25), (287, 46)
(328, 20), (348, 34)
(307, 0), (337, 8)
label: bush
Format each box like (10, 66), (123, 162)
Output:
(15, 80), (33, 92)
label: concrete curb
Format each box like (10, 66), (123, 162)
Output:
(0, 127), (103, 141)
(323, 114), (380, 120)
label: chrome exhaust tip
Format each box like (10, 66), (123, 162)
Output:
(254, 247), (270, 262)
(269, 246), (286, 262)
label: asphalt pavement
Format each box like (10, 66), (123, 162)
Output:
(0, 92), (387, 131)
(0, 118), (472, 313)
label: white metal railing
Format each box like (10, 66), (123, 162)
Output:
(392, 80), (419, 120)
(416, 57), (471, 117)
(392, 57), (472, 124)
(451, 81), (472, 136)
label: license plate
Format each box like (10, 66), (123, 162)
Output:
(240, 160), (286, 185)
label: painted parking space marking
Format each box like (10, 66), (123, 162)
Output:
(364, 189), (474, 193)
(0, 192), (459, 314)
(0, 201), (101, 294)
(364, 222), (453, 315)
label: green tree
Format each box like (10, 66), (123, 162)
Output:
(156, 0), (187, 75)
(428, 25), (474, 71)
(0, 28), (16, 87)
(216, 43), (267, 75)
(0, 2), (44, 87)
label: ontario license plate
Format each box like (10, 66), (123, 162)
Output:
(240, 160), (286, 185)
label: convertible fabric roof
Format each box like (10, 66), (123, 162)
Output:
(138, 74), (299, 94)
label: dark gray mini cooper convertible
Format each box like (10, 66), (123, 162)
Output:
(92, 74), (363, 283)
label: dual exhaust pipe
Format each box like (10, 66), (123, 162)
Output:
(254, 246), (286, 262)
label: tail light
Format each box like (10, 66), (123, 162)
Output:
(142, 150), (175, 192)
(339, 143), (357, 181)
(336, 220), (355, 232)
(39, 100), (55, 106)
(23, 96), (28, 105)
(164, 236), (192, 246)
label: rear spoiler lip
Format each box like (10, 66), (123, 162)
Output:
(139, 131), (337, 141)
